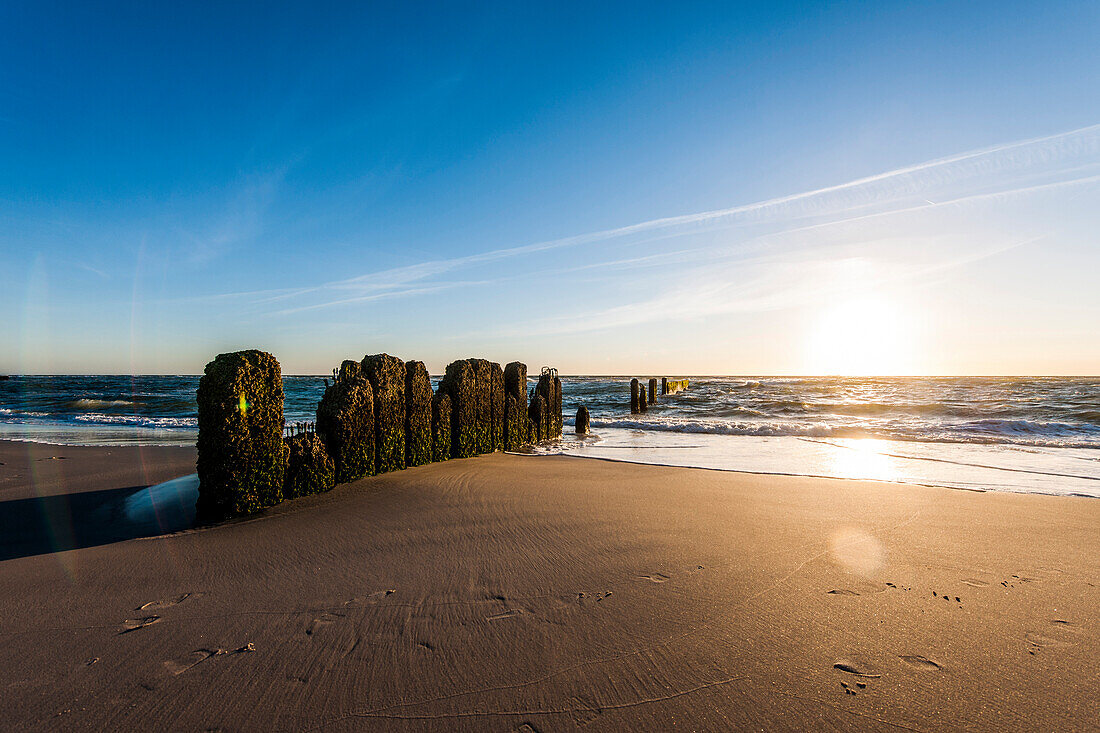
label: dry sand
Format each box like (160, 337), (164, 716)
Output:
(0, 439), (1096, 731)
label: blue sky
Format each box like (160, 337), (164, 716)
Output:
(2, 1), (1098, 375)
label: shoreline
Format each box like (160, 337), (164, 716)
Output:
(0, 441), (1097, 730)
(4, 434), (1098, 500)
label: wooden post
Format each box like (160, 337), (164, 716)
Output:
(631, 378), (640, 414)
(575, 405), (590, 434)
(504, 362), (528, 448)
(439, 360), (478, 458)
(196, 349), (288, 520)
(648, 378), (658, 404)
(404, 360), (432, 467)
(362, 353), (406, 473)
(316, 360), (375, 484)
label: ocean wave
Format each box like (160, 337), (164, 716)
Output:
(0, 409), (50, 418)
(68, 398), (138, 409)
(72, 413), (197, 429)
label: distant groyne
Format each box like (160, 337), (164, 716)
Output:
(630, 376), (689, 413)
(196, 350), (562, 521)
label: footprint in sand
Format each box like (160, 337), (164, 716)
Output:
(1025, 631), (1075, 650)
(900, 655), (943, 671)
(486, 609), (523, 621)
(839, 680), (866, 695)
(119, 616), (161, 634)
(306, 612), (344, 636)
(827, 589), (860, 596)
(342, 589), (396, 607)
(637, 573), (670, 583)
(164, 649), (217, 676)
(163, 644), (255, 676)
(570, 694), (601, 726)
(138, 593), (195, 611)
(833, 659), (882, 678)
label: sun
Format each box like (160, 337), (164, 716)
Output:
(805, 297), (918, 376)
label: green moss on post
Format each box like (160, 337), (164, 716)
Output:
(576, 405), (590, 435)
(534, 370), (563, 438)
(648, 378), (658, 404)
(639, 384), (648, 412)
(440, 360), (477, 458)
(630, 378), (641, 414)
(504, 394), (523, 451)
(528, 394), (548, 442)
(470, 359), (493, 454)
(283, 432), (335, 499)
(552, 375), (563, 437)
(362, 353), (406, 474)
(504, 362), (528, 447)
(404, 360), (432, 467)
(196, 349), (288, 521)
(431, 390), (451, 462)
(316, 361), (375, 483)
(489, 362), (505, 452)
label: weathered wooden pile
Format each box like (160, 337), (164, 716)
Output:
(662, 377), (689, 395)
(575, 405), (590, 435)
(195, 350), (562, 521)
(630, 376), (690, 413)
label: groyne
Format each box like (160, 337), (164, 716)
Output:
(663, 378), (689, 395)
(196, 350), (562, 521)
(630, 376), (689, 413)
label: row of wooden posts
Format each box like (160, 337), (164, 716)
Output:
(195, 350), (562, 521)
(630, 377), (689, 414)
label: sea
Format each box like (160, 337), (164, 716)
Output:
(1, 375), (1097, 498)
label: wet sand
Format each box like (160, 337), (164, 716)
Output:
(0, 439), (1096, 731)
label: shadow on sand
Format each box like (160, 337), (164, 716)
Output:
(0, 476), (198, 562)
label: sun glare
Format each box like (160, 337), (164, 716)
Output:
(806, 298), (918, 376)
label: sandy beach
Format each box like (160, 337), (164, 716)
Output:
(0, 438), (1096, 731)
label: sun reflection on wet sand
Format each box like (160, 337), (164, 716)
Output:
(829, 439), (899, 483)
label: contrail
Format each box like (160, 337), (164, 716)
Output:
(204, 122), (1100, 311)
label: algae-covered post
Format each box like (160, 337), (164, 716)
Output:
(470, 359), (494, 454)
(534, 368), (562, 438)
(552, 373), (563, 437)
(504, 362), (528, 449)
(431, 390), (451, 462)
(663, 378), (689, 395)
(504, 394), (524, 450)
(440, 360), (478, 458)
(363, 353), (406, 474)
(404, 360), (433, 467)
(196, 349), (288, 521)
(639, 384), (648, 412)
(283, 432), (335, 499)
(575, 405), (590, 435)
(630, 378), (641, 414)
(316, 360), (375, 483)
(648, 378), (658, 404)
(489, 362), (505, 453)
(529, 393), (548, 442)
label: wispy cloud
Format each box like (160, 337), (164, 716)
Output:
(208, 122), (1100, 320)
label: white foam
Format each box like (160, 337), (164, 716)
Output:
(552, 428), (1100, 498)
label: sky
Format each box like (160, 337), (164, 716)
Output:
(2, 1), (1098, 376)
